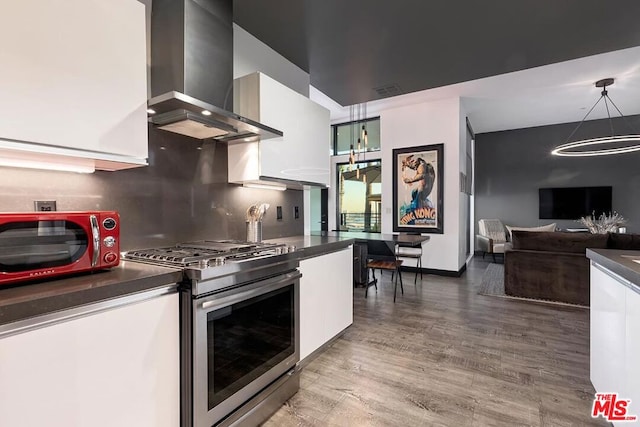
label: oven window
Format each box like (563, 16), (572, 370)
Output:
(0, 221), (89, 272)
(207, 284), (294, 410)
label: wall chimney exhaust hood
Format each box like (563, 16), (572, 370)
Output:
(148, 0), (282, 142)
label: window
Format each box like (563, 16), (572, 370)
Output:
(332, 117), (381, 156)
(336, 160), (382, 232)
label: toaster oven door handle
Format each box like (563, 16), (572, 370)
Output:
(90, 215), (100, 267)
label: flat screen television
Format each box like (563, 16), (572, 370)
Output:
(539, 186), (612, 219)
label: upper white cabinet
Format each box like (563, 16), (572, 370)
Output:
(0, 0), (148, 170)
(230, 72), (330, 187)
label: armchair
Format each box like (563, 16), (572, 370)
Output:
(476, 219), (508, 262)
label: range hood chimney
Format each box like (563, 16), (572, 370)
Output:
(148, 0), (282, 142)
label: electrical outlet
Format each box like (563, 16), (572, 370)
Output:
(276, 206), (283, 220)
(294, 206), (299, 219)
(34, 200), (57, 211)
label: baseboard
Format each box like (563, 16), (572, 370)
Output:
(401, 264), (467, 277)
(298, 325), (351, 369)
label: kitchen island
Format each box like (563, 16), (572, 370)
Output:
(586, 248), (640, 422)
(0, 236), (356, 427)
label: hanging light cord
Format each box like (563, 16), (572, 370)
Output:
(604, 90), (639, 135)
(563, 83), (638, 144)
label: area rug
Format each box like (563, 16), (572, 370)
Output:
(478, 263), (588, 308)
(478, 263), (505, 296)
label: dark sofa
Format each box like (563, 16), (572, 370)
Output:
(504, 231), (640, 306)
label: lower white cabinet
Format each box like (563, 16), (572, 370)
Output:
(591, 262), (640, 422)
(299, 247), (353, 361)
(590, 264), (627, 395)
(0, 292), (179, 427)
(625, 287), (640, 410)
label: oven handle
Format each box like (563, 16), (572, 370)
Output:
(89, 214), (100, 267)
(199, 270), (301, 311)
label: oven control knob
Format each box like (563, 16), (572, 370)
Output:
(104, 252), (118, 264)
(103, 236), (116, 248)
(102, 217), (117, 230)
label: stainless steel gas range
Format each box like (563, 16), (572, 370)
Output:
(125, 240), (301, 427)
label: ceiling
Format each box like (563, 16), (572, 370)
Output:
(234, 0), (640, 133)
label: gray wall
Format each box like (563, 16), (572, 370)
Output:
(0, 126), (304, 250)
(475, 115), (640, 237)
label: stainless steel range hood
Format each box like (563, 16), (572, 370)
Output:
(148, 0), (282, 142)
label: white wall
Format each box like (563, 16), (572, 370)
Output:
(458, 99), (469, 267)
(233, 24), (309, 97)
(380, 97), (465, 272)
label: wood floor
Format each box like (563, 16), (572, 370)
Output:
(263, 258), (610, 426)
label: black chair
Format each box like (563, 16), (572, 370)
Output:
(364, 240), (404, 302)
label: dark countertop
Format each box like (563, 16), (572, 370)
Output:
(0, 261), (183, 328)
(586, 248), (640, 291)
(265, 235), (356, 260)
(0, 233), (426, 330)
(266, 232), (430, 259)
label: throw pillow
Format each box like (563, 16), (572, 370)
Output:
(505, 223), (556, 241)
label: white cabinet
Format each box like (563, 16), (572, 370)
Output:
(625, 288), (640, 408)
(0, 0), (148, 170)
(591, 262), (640, 419)
(230, 72), (330, 187)
(0, 292), (179, 427)
(590, 264), (627, 395)
(299, 247), (353, 361)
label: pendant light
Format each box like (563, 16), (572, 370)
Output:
(552, 78), (640, 157)
(348, 103), (368, 182)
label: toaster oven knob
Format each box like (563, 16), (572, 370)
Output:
(102, 217), (117, 230)
(103, 236), (116, 248)
(104, 252), (118, 264)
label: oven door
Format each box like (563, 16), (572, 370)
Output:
(193, 270), (301, 427)
(0, 216), (95, 284)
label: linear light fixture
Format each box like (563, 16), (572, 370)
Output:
(552, 78), (640, 157)
(0, 157), (96, 173)
(0, 149), (96, 173)
(242, 183), (287, 191)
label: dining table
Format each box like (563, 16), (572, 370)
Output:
(311, 231), (430, 287)
(313, 231), (430, 250)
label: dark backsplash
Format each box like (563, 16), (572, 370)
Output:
(0, 126), (304, 250)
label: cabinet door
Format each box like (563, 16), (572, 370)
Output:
(590, 265), (626, 394)
(299, 247), (353, 361)
(625, 287), (640, 410)
(259, 74), (330, 185)
(0, 0), (147, 159)
(0, 293), (179, 427)
(233, 73), (330, 186)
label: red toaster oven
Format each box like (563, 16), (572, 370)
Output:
(0, 211), (120, 286)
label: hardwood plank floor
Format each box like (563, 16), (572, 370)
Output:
(263, 258), (609, 426)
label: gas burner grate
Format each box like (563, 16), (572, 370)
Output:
(124, 240), (289, 267)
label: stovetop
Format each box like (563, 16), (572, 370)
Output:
(124, 240), (292, 269)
